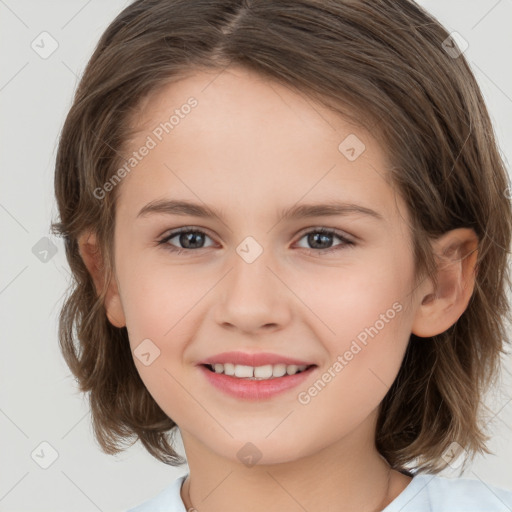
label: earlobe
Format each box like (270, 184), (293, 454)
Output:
(411, 228), (479, 338)
(104, 292), (126, 328)
(77, 230), (126, 328)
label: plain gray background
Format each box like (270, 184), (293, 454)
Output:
(1, 1), (511, 511)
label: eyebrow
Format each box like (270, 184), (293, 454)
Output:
(136, 199), (384, 222)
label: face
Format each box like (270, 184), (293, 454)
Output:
(110, 66), (424, 465)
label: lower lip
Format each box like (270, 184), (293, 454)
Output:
(198, 364), (316, 400)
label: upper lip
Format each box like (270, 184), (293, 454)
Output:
(199, 351), (316, 367)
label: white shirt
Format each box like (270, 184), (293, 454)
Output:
(127, 472), (512, 511)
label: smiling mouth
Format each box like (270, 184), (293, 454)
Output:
(202, 363), (316, 380)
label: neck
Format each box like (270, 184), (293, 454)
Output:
(179, 425), (411, 512)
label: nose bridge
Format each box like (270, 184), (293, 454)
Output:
(213, 234), (290, 331)
(230, 234), (278, 304)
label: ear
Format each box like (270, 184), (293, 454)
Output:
(77, 230), (126, 328)
(411, 228), (479, 338)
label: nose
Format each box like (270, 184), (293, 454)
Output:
(213, 246), (292, 334)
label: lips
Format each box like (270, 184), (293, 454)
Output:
(196, 351), (318, 400)
(198, 351), (315, 367)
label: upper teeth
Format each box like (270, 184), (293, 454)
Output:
(210, 363), (308, 379)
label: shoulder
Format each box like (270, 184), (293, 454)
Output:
(384, 473), (512, 512)
(126, 474), (188, 512)
(424, 474), (512, 511)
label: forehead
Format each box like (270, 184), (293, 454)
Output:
(116, 66), (408, 228)
(131, 66), (371, 151)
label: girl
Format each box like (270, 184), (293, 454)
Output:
(51, 0), (512, 510)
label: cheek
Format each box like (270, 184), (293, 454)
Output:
(298, 250), (413, 388)
(118, 252), (209, 345)
(298, 257), (407, 341)
(117, 257), (209, 409)
(295, 296), (410, 442)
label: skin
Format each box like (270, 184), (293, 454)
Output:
(79, 66), (479, 512)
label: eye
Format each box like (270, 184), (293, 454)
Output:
(157, 226), (355, 255)
(294, 227), (355, 255)
(157, 227), (216, 254)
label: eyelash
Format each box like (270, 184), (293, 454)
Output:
(156, 226), (355, 256)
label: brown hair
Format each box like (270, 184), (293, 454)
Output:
(51, 0), (512, 473)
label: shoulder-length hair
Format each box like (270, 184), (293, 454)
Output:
(51, 0), (512, 473)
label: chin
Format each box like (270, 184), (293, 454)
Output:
(215, 435), (310, 467)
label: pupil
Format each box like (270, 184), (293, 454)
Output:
(181, 232), (203, 249)
(309, 232), (331, 249)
